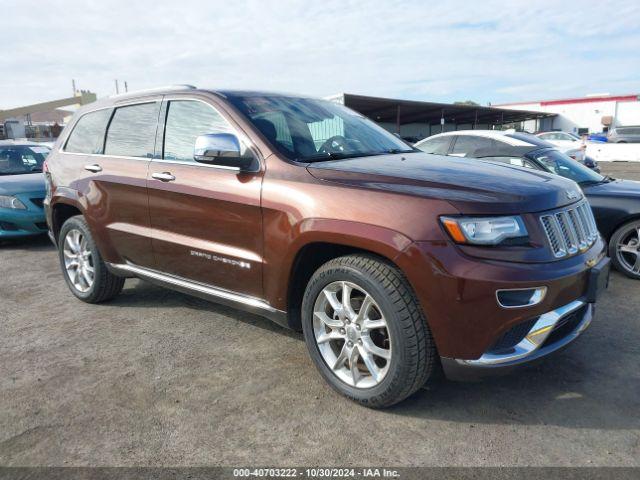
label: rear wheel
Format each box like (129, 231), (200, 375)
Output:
(301, 254), (436, 408)
(58, 216), (125, 302)
(609, 220), (640, 279)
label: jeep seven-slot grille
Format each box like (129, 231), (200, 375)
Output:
(540, 201), (599, 258)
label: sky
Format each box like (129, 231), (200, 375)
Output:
(2, 0), (639, 109)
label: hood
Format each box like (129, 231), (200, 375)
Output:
(0, 173), (46, 196)
(306, 152), (581, 214)
(583, 178), (640, 198)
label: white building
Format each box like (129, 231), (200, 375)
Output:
(495, 93), (640, 134)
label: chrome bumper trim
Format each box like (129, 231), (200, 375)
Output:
(455, 300), (591, 367)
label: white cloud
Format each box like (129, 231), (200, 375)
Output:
(1, 0), (639, 108)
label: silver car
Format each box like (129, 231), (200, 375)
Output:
(608, 126), (640, 143)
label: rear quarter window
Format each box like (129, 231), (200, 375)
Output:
(64, 109), (112, 154)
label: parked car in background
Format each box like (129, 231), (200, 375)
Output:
(0, 141), (49, 239)
(536, 131), (591, 166)
(608, 126), (640, 143)
(536, 131), (584, 149)
(416, 131), (640, 279)
(587, 132), (608, 143)
(44, 87), (609, 407)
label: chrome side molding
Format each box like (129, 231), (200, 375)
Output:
(107, 262), (288, 327)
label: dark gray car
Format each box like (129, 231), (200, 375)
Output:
(608, 126), (640, 143)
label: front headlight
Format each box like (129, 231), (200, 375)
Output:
(441, 216), (528, 245)
(0, 195), (27, 210)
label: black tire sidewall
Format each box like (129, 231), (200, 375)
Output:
(609, 220), (640, 279)
(302, 261), (414, 404)
(58, 216), (105, 301)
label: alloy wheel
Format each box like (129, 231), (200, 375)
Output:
(312, 281), (392, 388)
(616, 225), (640, 275)
(63, 229), (95, 293)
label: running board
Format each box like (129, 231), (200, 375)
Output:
(107, 262), (288, 328)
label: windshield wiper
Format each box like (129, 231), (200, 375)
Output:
(303, 151), (380, 162)
(377, 148), (415, 155)
(579, 176), (613, 186)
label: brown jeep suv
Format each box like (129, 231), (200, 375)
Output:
(44, 86), (610, 407)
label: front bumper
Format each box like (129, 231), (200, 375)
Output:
(396, 237), (608, 366)
(0, 209), (47, 238)
(0, 191), (47, 238)
(441, 299), (593, 380)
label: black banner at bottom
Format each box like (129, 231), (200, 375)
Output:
(0, 467), (639, 480)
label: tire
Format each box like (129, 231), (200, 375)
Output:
(301, 254), (436, 408)
(609, 220), (640, 280)
(58, 215), (125, 302)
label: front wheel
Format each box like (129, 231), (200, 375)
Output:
(301, 254), (437, 408)
(609, 220), (640, 279)
(58, 215), (125, 302)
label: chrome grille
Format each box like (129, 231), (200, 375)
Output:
(540, 201), (599, 258)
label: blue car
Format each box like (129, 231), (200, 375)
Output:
(587, 132), (608, 143)
(0, 141), (50, 239)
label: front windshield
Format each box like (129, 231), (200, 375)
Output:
(532, 149), (604, 184)
(0, 145), (50, 175)
(224, 93), (415, 162)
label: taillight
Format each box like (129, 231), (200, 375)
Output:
(42, 159), (49, 173)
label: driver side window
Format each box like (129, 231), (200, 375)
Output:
(163, 100), (234, 162)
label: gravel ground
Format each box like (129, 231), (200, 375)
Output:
(0, 162), (639, 467)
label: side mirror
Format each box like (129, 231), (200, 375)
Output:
(194, 133), (256, 171)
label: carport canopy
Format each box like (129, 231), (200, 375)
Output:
(338, 93), (555, 132)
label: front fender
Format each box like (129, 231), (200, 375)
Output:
(262, 218), (413, 312)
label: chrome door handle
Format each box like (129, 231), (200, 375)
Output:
(151, 172), (176, 182)
(84, 164), (102, 173)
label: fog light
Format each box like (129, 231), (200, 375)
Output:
(496, 287), (547, 308)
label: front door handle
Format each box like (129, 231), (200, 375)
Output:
(151, 172), (176, 182)
(84, 164), (102, 173)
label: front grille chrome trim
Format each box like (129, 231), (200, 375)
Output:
(541, 201), (598, 258)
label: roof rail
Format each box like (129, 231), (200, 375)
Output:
(110, 84), (196, 98)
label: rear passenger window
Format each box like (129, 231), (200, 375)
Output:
(451, 136), (496, 157)
(416, 137), (450, 155)
(104, 103), (159, 158)
(163, 100), (233, 162)
(65, 109), (112, 154)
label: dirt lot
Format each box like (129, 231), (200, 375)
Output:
(1, 162), (639, 467)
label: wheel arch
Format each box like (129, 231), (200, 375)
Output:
(281, 221), (414, 331)
(607, 214), (640, 242)
(50, 198), (83, 242)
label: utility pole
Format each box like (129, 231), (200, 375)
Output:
(115, 79), (120, 94)
(72, 79), (77, 95)
(124, 81), (128, 93)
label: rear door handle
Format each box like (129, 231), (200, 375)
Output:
(84, 164), (102, 173)
(151, 172), (176, 182)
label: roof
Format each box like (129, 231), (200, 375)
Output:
(71, 88), (556, 127)
(0, 139), (43, 146)
(340, 93), (555, 126)
(495, 94), (639, 107)
(418, 129), (555, 151)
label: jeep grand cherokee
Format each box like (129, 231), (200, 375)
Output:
(44, 86), (610, 407)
